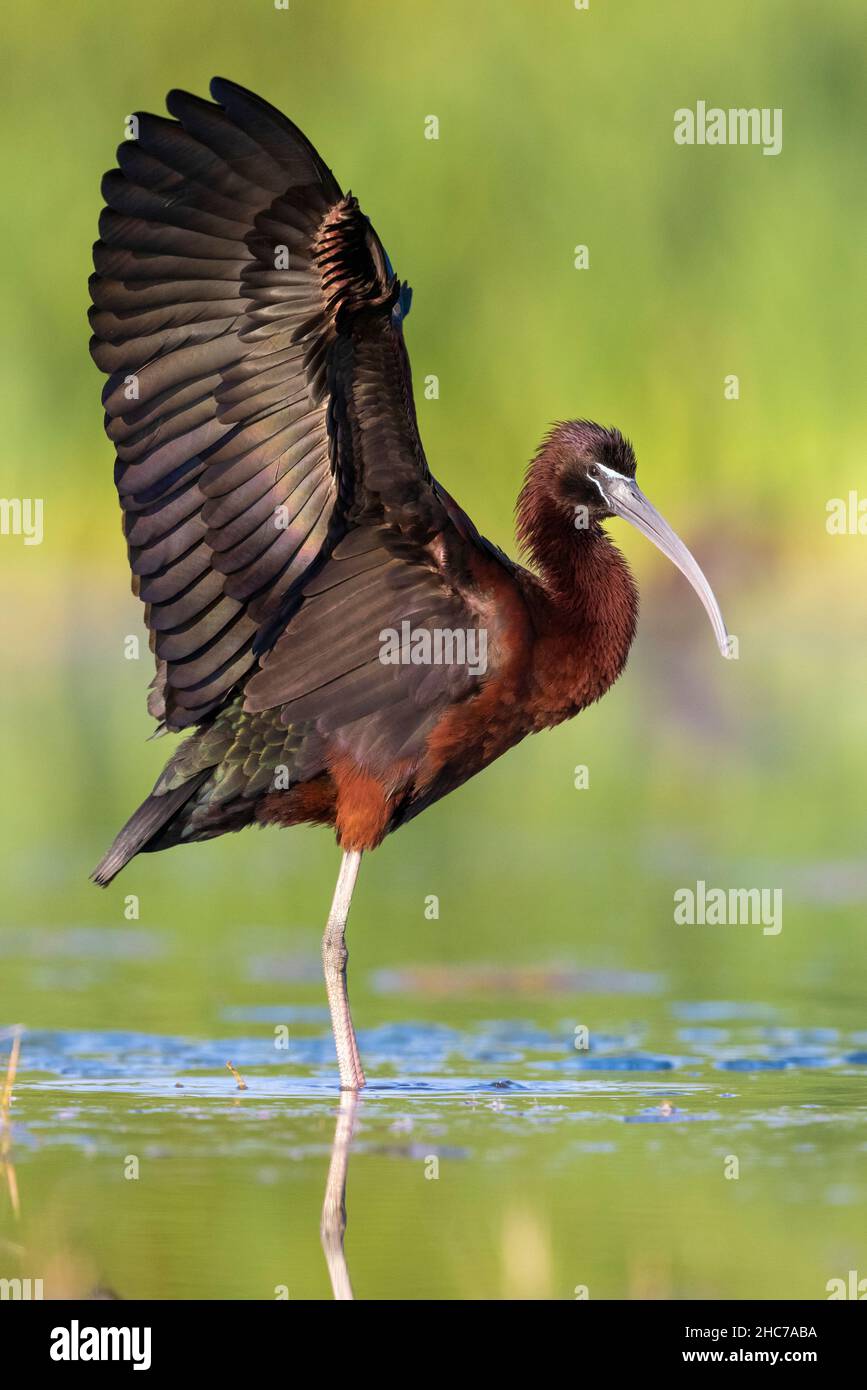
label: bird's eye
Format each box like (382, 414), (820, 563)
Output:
(588, 464), (599, 478)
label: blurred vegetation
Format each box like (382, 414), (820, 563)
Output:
(1, 0), (865, 567)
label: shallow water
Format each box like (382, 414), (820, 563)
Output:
(1, 589), (865, 1299)
(3, 987), (867, 1300)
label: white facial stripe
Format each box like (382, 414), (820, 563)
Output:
(590, 460), (630, 503)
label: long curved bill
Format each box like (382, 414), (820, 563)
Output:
(598, 467), (732, 658)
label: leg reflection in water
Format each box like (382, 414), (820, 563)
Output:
(320, 1090), (360, 1299)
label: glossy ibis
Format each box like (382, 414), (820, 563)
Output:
(90, 78), (730, 1090)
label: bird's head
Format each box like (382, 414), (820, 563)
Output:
(518, 420), (731, 658)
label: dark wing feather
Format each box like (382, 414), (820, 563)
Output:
(90, 77), (439, 730)
(245, 526), (486, 775)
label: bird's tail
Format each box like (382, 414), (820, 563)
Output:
(91, 772), (211, 887)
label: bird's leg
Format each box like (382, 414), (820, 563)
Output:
(320, 1089), (360, 1300)
(322, 849), (366, 1090)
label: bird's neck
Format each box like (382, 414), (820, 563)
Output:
(519, 514), (639, 722)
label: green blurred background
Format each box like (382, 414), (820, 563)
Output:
(0, 0), (865, 1301)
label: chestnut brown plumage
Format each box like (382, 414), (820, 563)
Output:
(90, 79), (730, 1089)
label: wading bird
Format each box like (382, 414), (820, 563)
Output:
(90, 79), (729, 1090)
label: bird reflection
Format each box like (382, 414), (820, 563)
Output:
(320, 1091), (360, 1300)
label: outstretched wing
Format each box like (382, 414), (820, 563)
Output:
(90, 77), (444, 730)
